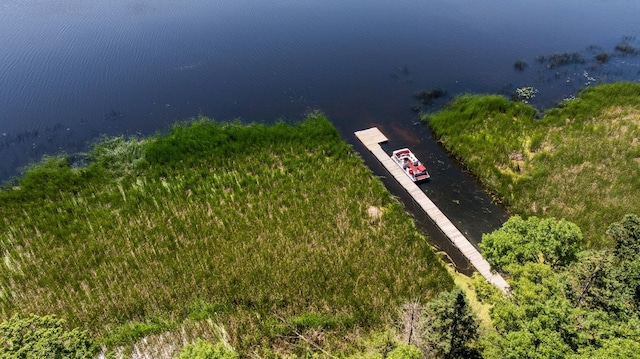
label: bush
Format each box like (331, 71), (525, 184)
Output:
(17, 156), (84, 199)
(0, 314), (96, 358)
(386, 344), (421, 359)
(101, 319), (172, 348)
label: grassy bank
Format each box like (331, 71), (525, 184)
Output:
(0, 113), (453, 356)
(423, 83), (640, 246)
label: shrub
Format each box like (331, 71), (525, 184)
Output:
(386, 343), (421, 359)
(102, 319), (172, 348)
(0, 314), (96, 358)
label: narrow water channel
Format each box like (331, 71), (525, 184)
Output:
(347, 117), (507, 274)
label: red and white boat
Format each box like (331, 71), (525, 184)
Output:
(391, 148), (430, 182)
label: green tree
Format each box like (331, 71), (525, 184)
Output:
(608, 214), (640, 262)
(567, 214), (640, 317)
(174, 339), (239, 359)
(483, 216), (640, 358)
(566, 250), (629, 315)
(480, 215), (582, 271)
(422, 288), (480, 359)
(0, 314), (95, 359)
(571, 338), (640, 359)
(606, 213), (640, 315)
(484, 263), (579, 359)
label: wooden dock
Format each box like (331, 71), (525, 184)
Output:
(355, 127), (510, 293)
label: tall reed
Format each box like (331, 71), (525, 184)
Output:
(0, 113), (452, 355)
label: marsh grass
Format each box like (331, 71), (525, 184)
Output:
(424, 83), (640, 246)
(0, 113), (452, 356)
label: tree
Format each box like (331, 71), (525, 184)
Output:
(0, 314), (95, 359)
(567, 214), (640, 317)
(565, 249), (634, 316)
(605, 214), (640, 316)
(480, 215), (582, 271)
(397, 301), (424, 349)
(571, 338), (640, 359)
(608, 214), (640, 262)
(421, 288), (481, 359)
(482, 216), (640, 358)
(483, 263), (579, 359)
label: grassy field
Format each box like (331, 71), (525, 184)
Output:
(423, 83), (640, 246)
(0, 113), (453, 356)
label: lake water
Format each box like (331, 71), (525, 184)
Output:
(1, 0), (639, 267)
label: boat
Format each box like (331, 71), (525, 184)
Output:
(391, 148), (430, 182)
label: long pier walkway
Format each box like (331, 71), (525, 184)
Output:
(355, 127), (509, 293)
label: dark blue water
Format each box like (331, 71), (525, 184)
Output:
(2, 0), (639, 267)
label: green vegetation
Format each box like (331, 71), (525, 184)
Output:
(421, 289), (481, 359)
(424, 83), (640, 246)
(479, 214), (640, 359)
(386, 344), (422, 359)
(9, 81), (640, 356)
(174, 339), (238, 359)
(480, 215), (582, 271)
(423, 84), (640, 356)
(0, 113), (453, 356)
(0, 314), (96, 358)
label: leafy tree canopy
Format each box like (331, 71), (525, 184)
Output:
(386, 343), (422, 359)
(607, 213), (640, 264)
(480, 215), (582, 271)
(422, 288), (481, 359)
(566, 214), (640, 317)
(484, 263), (579, 359)
(482, 215), (640, 359)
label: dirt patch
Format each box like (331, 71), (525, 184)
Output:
(367, 206), (383, 220)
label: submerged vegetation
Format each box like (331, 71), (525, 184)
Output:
(512, 60), (528, 72)
(423, 82), (640, 246)
(536, 51), (585, 69)
(614, 43), (639, 55)
(415, 88), (447, 105)
(594, 52), (610, 64)
(0, 113), (453, 357)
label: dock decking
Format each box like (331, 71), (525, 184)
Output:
(355, 127), (509, 293)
